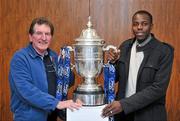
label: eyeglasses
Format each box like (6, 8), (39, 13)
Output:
(34, 31), (52, 37)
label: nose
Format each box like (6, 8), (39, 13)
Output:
(137, 24), (143, 30)
(41, 33), (47, 40)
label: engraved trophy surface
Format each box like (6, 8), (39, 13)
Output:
(68, 17), (117, 106)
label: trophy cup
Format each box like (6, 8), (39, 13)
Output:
(67, 16), (117, 106)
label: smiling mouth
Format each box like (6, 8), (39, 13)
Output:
(39, 41), (48, 45)
(136, 32), (144, 36)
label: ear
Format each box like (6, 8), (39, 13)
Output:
(150, 23), (154, 30)
(29, 34), (33, 42)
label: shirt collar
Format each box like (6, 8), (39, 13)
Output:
(28, 43), (49, 59)
(136, 34), (152, 47)
(39, 50), (48, 59)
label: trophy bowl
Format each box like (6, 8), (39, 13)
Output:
(74, 42), (104, 83)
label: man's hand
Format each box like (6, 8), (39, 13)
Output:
(56, 99), (82, 111)
(102, 101), (123, 117)
(108, 49), (120, 63)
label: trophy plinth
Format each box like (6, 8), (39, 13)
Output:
(74, 83), (104, 106)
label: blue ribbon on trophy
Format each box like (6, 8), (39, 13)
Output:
(104, 62), (116, 121)
(56, 47), (71, 100)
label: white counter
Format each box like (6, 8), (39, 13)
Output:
(67, 105), (109, 121)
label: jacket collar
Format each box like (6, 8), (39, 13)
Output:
(129, 33), (159, 52)
(137, 34), (152, 47)
(27, 43), (51, 59)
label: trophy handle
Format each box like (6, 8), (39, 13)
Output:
(102, 45), (119, 53)
(66, 46), (74, 52)
(66, 46), (75, 70)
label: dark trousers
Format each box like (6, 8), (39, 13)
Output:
(47, 109), (66, 121)
(114, 111), (134, 121)
(47, 110), (57, 121)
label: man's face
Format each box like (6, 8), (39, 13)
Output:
(29, 24), (52, 54)
(132, 14), (153, 41)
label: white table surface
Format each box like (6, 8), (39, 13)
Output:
(67, 105), (109, 121)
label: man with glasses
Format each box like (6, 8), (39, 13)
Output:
(9, 17), (82, 121)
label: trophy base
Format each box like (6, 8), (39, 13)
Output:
(73, 84), (104, 106)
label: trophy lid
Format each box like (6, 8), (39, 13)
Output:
(75, 16), (103, 42)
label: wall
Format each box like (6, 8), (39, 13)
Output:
(0, 0), (179, 120)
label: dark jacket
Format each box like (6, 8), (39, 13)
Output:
(114, 34), (174, 121)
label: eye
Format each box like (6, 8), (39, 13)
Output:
(142, 22), (148, 26)
(133, 22), (139, 26)
(45, 32), (51, 36)
(35, 31), (43, 35)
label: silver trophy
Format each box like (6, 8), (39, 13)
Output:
(67, 17), (117, 106)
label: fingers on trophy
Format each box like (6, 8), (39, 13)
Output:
(56, 99), (82, 111)
(108, 48), (120, 63)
